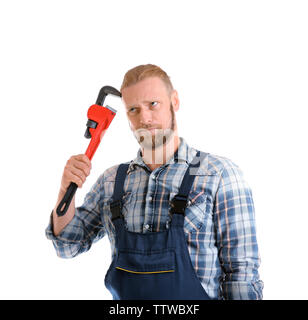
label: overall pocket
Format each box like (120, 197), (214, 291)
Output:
(115, 249), (175, 274)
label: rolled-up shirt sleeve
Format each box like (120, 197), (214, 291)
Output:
(45, 174), (106, 259)
(213, 161), (264, 300)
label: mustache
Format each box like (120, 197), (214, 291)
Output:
(138, 125), (161, 130)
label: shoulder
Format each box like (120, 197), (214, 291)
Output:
(194, 148), (241, 178)
(99, 160), (132, 183)
(194, 150), (253, 198)
(88, 161), (132, 199)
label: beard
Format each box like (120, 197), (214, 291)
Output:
(133, 103), (176, 151)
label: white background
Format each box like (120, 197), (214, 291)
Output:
(0, 0), (307, 300)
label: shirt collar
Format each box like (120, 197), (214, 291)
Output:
(127, 137), (196, 173)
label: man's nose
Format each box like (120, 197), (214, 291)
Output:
(139, 108), (153, 126)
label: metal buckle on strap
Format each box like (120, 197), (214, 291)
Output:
(110, 199), (123, 221)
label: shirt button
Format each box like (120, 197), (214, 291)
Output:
(144, 224), (150, 230)
(148, 196), (153, 201)
(151, 174), (156, 180)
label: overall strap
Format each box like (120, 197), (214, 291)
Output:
(110, 163), (130, 221)
(169, 150), (207, 215)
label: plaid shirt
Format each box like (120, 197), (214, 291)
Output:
(46, 137), (263, 300)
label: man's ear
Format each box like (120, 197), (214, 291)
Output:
(171, 90), (180, 112)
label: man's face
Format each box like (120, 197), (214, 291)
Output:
(121, 77), (179, 150)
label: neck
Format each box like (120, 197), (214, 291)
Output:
(141, 134), (180, 171)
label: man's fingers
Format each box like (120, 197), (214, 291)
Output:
(65, 171), (84, 188)
(66, 165), (87, 182)
(67, 155), (91, 175)
(74, 154), (92, 168)
(71, 161), (91, 177)
(62, 154), (92, 190)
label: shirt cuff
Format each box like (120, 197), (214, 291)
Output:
(221, 280), (264, 300)
(45, 210), (79, 244)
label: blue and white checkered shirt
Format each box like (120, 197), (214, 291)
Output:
(46, 137), (263, 300)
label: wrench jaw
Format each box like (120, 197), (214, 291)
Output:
(96, 86), (121, 106)
(85, 86), (119, 139)
(105, 105), (117, 114)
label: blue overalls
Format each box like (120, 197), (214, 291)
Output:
(104, 150), (211, 300)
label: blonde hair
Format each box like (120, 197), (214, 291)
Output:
(121, 64), (174, 95)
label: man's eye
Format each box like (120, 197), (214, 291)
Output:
(129, 107), (136, 112)
(151, 101), (158, 107)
